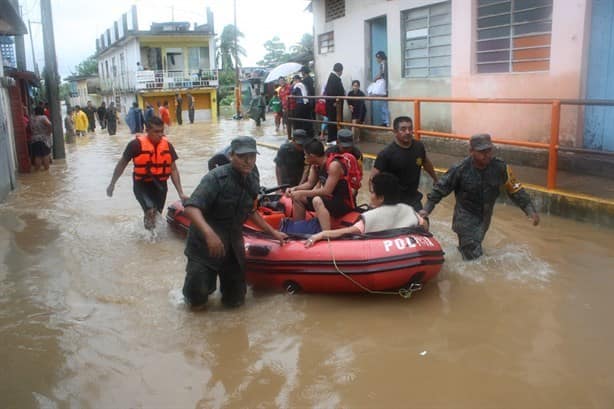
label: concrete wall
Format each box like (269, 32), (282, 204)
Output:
(139, 89), (217, 123)
(0, 63), (17, 202)
(98, 38), (140, 89)
(313, 0), (592, 144)
(69, 79), (102, 108)
(390, 0), (452, 130)
(312, 0), (452, 129)
(138, 36), (214, 72)
(451, 0), (590, 146)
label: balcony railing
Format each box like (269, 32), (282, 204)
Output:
(100, 69), (218, 93)
(136, 69), (218, 90)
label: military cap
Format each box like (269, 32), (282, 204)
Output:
(470, 133), (494, 151)
(337, 129), (354, 147)
(230, 136), (259, 154)
(292, 129), (310, 145)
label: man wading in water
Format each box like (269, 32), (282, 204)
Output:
(182, 136), (287, 308)
(106, 116), (189, 230)
(420, 133), (539, 260)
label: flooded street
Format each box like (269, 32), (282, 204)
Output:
(1, 118), (613, 409)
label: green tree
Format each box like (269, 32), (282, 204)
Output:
(257, 36), (289, 68)
(218, 69), (237, 87)
(217, 68), (239, 106)
(71, 54), (98, 76)
(59, 82), (70, 102)
(288, 33), (314, 66)
(216, 24), (246, 70)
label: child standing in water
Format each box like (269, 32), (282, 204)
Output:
(269, 91), (282, 131)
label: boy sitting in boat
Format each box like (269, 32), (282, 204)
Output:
(304, 172), (427, 247)
(286, 139), (354, 230)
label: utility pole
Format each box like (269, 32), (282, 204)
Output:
(233, 0), (241, 119)
(40, 0), (65, 159)
(27, 20), (40, 76)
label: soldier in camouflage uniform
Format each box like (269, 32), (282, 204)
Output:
(182, 136), (287, 308)
(420, 134), (540, 260)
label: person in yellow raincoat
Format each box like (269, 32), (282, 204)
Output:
(73, 105), (89, 136)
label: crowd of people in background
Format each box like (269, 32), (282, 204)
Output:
(25, 89), (202, 174)
(59, 91), (200, 142)
(247, 50), (391, 147)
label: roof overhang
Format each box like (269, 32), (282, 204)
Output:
(6, 68), (40, 85)
(0, 0), (28, 35)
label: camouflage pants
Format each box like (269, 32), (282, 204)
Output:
(453, 212), (490, 261)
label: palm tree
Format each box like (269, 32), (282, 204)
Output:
(289, 33), (314, 66)
(216, 24), (246, 71)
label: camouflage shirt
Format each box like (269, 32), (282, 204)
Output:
(424, 156), (536, 238)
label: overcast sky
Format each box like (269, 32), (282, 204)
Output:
(19, 0), (313, 79)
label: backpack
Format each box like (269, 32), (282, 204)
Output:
(326, 152), (362, 191)
(315, 98), (327, 116)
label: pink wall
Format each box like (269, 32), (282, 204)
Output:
(451, 0), (589, 146)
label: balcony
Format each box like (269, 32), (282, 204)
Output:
(100, 69), (218, 93)
(137, 69), (218, 90)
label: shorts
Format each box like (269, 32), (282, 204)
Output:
(30, 141), (51, 158)
(306, 194), (352, 218)
(133, 179), (168, 213)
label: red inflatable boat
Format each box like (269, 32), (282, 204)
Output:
(166, 194), (445, 295)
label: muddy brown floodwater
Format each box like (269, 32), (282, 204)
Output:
(1, 118), (613, 409)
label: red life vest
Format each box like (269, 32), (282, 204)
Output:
(324, 152), (362, 209)
(133, 135), (172, 181)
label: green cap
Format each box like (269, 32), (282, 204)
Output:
(230, 136), (259, 154)
(470, 133), (494, 151)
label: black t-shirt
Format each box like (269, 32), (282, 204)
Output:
(274, 142), (306, 186)
(374, 140), (426, 202)
(122, 138), (178, 163)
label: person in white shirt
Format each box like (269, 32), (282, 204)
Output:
(304, 172), (427, 247)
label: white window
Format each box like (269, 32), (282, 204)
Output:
(402, 2), (451, 78)
(318, 32), (334, 55)
(476, 0), (552, 73)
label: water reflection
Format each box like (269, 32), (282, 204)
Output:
(0, 118), (613, 408)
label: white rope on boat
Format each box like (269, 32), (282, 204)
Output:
(325, 236), (421, 299)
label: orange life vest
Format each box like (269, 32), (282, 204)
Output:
(133, 135), (172, 181)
